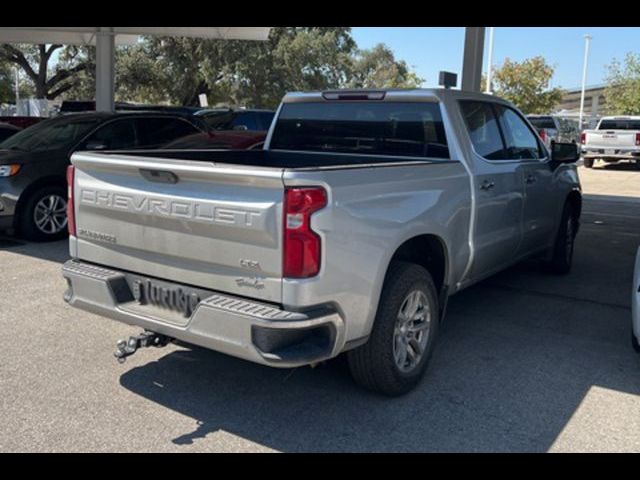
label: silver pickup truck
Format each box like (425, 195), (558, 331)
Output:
(62, 89), (582, 396)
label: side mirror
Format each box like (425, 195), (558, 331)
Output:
(85, 140), (109, 151)
(551, 141), (580, 163)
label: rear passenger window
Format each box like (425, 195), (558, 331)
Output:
(271, 102), (449, 159)
(459, 101), (506, 160)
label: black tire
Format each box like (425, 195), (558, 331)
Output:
(17, 186), (69, 242)
(583, 158), (594, 168)
(546, 201), (577, 275)
(632, 330), (640, 354)
(347, 261), (439, 396)
(634, 159), (640, 171)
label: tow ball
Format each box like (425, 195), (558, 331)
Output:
(114, 331), (172, 364)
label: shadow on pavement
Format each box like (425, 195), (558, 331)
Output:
(589, 162), (640, 172)
(0, 235), (69, 264)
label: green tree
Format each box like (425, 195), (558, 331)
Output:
(0, 58), (35, 104)
(114, 28), (423, 109)
(348, 44), (423, 89)
(490, 56), (562, 114)
(0, 44), (94, 100)
(0, 59), (16, 103)
(604, 53), (640, 115)
(219, 27), (357, 108)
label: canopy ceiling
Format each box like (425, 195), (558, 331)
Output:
(0, 27), (272, 45)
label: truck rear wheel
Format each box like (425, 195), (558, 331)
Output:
(584, 158), (594, 168)
(347, 261), (439, 396)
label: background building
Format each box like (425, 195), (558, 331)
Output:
(556, 84), (606, 128)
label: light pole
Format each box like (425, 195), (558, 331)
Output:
(579, 34), (592, 131)
(485, 27), (495, 94)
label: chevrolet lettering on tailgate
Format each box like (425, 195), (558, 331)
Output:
(79, 189), (262, 226)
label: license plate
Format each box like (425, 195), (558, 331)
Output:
(605, 149), (615, 155)
(128, 276), (205, 318)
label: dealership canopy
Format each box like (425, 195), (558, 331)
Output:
(0, 27), (486, 111)
(0, 27), (272, 111)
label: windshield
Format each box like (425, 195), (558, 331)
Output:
(0, 117), (101, 152)
(270, 102), (450, 159)
(598, 119), (640, 130)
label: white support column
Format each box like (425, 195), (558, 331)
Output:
(461, 27), (486, 92)
(95, 28), (115, 112)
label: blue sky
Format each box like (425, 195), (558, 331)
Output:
(351, 27), (640, 90)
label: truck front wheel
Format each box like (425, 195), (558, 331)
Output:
(347, 261), (439, 396)
(546, 202), (578, 275)
(584, 158), (594, 168)
(18, 186), (69, 242)
(632, 330), (640, 354)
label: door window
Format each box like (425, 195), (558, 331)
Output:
(495, 105), (543, 160)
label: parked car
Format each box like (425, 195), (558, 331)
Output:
(581, 116), (640, 169)
(161, 130), (267, 150)
(195, 108), (275, 132)
(0, 112), (206, 240)
(527, 115), (580, 147)
(0, 122), (21, 142)
(633, 247), (640, 353)
(62, 89), (581, 396)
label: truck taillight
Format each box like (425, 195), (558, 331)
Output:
(66, 165), (76, 237)
(581, 132), (586, 145)
(283, 187), (327, 278)
(636, 133), (640, 146)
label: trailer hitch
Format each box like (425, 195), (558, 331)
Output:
(114, 331), (172, 364)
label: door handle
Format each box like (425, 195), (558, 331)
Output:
(480, 180), (495, 191)
(139, 169), (179, 184)
(526, 175), (537, 184)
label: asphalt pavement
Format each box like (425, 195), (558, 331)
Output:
(0, 164), (638, 452)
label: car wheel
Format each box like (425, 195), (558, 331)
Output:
(546, 202), (577, 275)
(18, 186), (69, 242)
(633, 330), (640, 354)
(347, 261), (439, 396)
(584, 158), (594, 168)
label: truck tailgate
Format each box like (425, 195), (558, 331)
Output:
(70, 152), (284, 303)
(585, 130), (637, 148)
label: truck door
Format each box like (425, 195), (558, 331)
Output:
(494, 104), (557, 256)
(459, 100), (524, 280)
